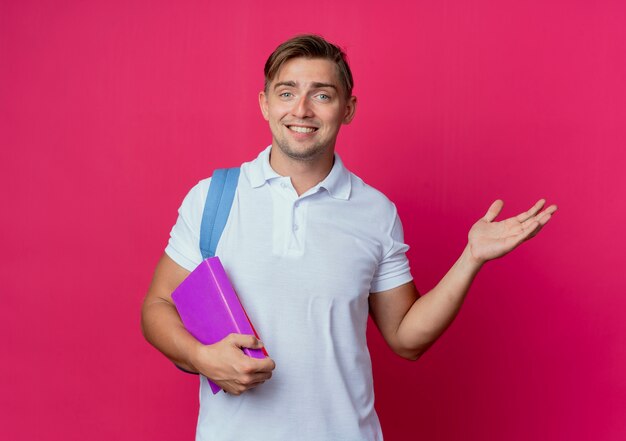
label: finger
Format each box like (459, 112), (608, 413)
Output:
(515, 199), (545, 223)
(509, 220), (540, 245)
(536, 209), (555, 226)
(483, 200), (504, 222)
(229, 333), (263, 350)
(249, 380), (267, 388)
(525, 211), (555, 239)
(237, 379), (266, 393)
(250, 370), (273, 382)
(239, 355), (275, 374)
(236, 371), (271, 387)
(252, 357), (276, 373)
(521, 204), (557, 229)
(541, 204), (558, 218)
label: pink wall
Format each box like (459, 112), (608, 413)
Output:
(2, 1), (624, 440)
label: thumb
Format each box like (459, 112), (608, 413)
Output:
(229, 333), (263, 349)
(483, 200), (504, 222)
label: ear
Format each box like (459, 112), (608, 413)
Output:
(342, 95), (357, 125)
(259, 91), (270, 121)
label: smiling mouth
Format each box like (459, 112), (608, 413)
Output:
(287, 125), (318, 134)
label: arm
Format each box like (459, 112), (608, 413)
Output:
(369, 246), (480, 360)
(369, 199), (557, 361)
(141, 253), (276, 395)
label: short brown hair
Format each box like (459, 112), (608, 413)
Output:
(264, 34), (354, 98)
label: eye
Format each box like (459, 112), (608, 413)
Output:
(317, 93), (330, 101)
(279, 92), (293, 98)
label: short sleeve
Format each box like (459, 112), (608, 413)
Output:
(370, 211), (413, 293)
(164, 178), (211, 272)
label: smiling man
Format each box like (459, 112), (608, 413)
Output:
(260, 57), (355, 164)
(142, 35), (557, 441)
(259, 47), (356, 195)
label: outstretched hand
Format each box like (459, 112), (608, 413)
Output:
(468, 199), (557, 264)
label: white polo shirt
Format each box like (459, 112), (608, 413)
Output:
(166, 146), (413, 441)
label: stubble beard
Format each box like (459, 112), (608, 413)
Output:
(274, 136), (330, 163)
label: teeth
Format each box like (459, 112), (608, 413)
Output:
(289, 126), (316, 133)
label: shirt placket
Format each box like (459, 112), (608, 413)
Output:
(272, 178), (308, 256)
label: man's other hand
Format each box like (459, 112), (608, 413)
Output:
(468, 199), (557, 264)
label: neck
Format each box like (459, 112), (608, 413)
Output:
(269, 145), (335, 196)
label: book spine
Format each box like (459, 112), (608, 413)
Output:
(207, 261), (243, 333)
(208, 259), (267, 359)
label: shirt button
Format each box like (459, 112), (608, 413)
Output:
(281, 182), (288, 189)
(293, 224), (299, 231)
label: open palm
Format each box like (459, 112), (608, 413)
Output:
(468, 199), (557, 263)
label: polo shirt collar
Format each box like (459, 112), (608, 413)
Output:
(319, 152), (351, 200)
(248, 146), (281, 188)
(248, 145), (352, 200)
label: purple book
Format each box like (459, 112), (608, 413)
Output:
(172, 256), (267, 394)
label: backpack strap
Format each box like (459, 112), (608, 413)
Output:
(199, 167), (240, 259)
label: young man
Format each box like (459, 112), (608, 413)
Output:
(142, 35), (557, 440)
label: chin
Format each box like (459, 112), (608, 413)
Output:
(277, 140), (329, 162)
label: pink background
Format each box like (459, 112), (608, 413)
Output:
(2, 1), (625, 440)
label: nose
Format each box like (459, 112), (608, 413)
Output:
(291, 95), (314, 119)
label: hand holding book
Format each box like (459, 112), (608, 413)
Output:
(190, 333), (275, 395)
(172, 257), (275, 394)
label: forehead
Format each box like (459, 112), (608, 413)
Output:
(272, 57), (341, 87)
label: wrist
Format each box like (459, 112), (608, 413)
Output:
(188, 340), (207, 373)
(462, 244), (485, 274)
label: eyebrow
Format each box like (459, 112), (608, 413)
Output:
(312, 82), (338, 91)
(273, 81), (296, 89)
(273, 81), (338, 91)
